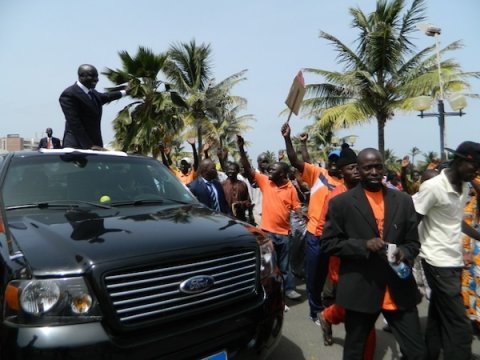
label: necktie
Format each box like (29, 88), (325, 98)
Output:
(88, 90), (96, 104)
(206, 182), (220, 211)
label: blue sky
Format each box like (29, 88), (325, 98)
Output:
(0, 0), (478, 163)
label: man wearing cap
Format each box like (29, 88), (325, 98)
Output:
(281, 123), (343, 317)
(414, 141), (480, 359)
(159, 138), (199, 185)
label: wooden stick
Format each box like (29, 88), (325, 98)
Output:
(286, 109), (293, 123)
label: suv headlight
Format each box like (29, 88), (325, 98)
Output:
(260, 239), (277, 279)
(4, 277), (101, 325)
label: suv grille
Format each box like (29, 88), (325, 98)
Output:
(104, 250), (258, 326)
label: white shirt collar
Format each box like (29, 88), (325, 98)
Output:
(76, 81), (90, 95)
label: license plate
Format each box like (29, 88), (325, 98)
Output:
(202, 350), (227, 360)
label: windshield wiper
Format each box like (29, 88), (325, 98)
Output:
(6, 200), (113, 210)
(110, 198), (193, 207)
(110, 199), (165, 207)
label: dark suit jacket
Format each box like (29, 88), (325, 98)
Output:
(38, 137), (62, 149)
(188, 178), (230, 215)
(59, 83), (123, 149)
(320, 184), (420, 313)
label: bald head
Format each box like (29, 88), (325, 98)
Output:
(77, 64), (99, 89)
(78, 64), (97, 76)
(257, 152), (270, 174)
(357, 148), (384, 192)
(199, 158), (218, 181)
(357, 148), (382, 163)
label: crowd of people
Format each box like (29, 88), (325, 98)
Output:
(41, 63), (480, 359)
(156, 123), (480, 360)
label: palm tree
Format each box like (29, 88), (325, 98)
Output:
(165, 40), (253, 160)
(409, 146), (421, 167)
(264, 150), (277, 165)
(103, 47), (186, 156)
(417, 150), (440, 172)
(207, 73), (255, 161)
(384, 148), (400, 172)
(164, 40), (213, 155)
(302, 0), (479, 156)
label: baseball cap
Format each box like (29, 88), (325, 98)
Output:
(445, 141), (480, 165)
(180, 157), (192, 165)
(328, 149), (341, 159)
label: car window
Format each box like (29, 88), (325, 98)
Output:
(1, 154), (196, 207)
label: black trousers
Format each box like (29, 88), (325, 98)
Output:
(422, 260), (472, 360)
(344, 307), (425, 360)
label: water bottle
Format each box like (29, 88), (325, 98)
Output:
(386, 243), (411, 279)
(389, 261), (411, 279)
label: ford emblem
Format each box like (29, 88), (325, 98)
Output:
(179, 275), (215, 294)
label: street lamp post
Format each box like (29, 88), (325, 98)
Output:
(414, 24), (467, 162)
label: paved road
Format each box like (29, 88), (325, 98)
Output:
(267, 279), (480, 359)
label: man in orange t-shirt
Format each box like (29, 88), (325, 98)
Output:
(159, 138), (199, 185)
(281, 122), (343, 321)
(320, 148), (425, 359)
(238, 135), (302, 298)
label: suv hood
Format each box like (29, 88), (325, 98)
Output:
(6, 204), (259, 275)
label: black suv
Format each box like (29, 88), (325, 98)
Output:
(0, 149), (284, 359)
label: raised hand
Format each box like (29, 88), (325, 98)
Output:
(299, 133), (308, 143)
(158, 141), (165, 153)
(187, 137), (196, 146)
(401, 155), (410, 168)
(281, 122), (291, 138)
(236, 134), (245, 148)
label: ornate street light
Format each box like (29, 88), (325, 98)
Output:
(331, 136), (340, 147)
(413, 23), (467, 161)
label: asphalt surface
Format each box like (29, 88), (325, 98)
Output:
(267, 279), (480, 359)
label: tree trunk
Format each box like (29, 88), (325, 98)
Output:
(377, 116), (386, 158)
(197, 122), (203, 161)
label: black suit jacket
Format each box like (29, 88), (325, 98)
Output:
(188, 178), (230, 215)
(38, 137), (62, 149)
(59, 83), (123, 149)
(320, 184), (420, 313)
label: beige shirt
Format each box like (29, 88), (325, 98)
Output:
(413, 169), (469, 267)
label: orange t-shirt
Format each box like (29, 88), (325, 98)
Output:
(173, 168), (197, 185)
(302, 162), (343, 235)
(364, 189), (397, 311)
(317, 184), (347, 236)
(255, 172), (301, 235)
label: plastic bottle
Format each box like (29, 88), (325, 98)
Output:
(389, 261), (411, 279)
(386, 243), (411, 279)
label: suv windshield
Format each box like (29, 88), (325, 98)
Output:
(1, 153), (197, 208)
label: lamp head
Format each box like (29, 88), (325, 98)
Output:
(448, 93), (467, 111)
(412, 96), (434, 112)
(416, 23), (441, 37)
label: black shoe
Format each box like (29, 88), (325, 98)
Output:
(318, 311), (333, 346)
